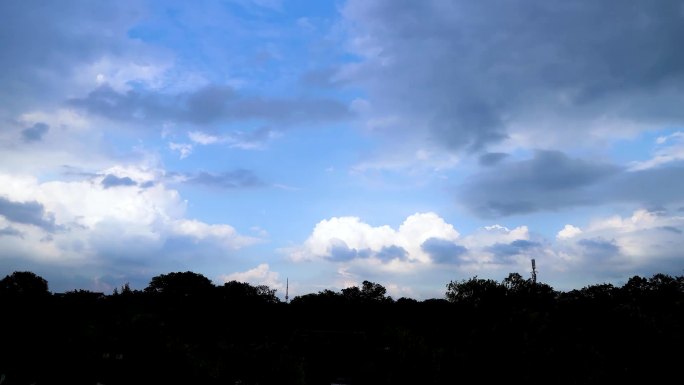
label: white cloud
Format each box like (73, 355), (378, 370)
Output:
(291, 209), (684, 294)
(219, 263), (283, 290)
(168, 142), (193, 159)
(289, 212), (460, 265)
(557, 224), (582, 239)
(188, 131), (220, 145)
(187, 128), (280, 151)
(170, 219), (259, 249)
(0, 169), (260, 267)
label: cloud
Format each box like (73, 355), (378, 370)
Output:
(0, 1), (163, 116)
(188, 127), (279, 150)
(328, 238), (370, 261)
(188, 131), (220, 145)
(420, 237), (467, 264)
(557, 224), (582, 240)
(376, 245), (408, 262)
(486, 239), (541, 259)
(0, 226), (23, 238)
(0, 170), (261, 284)
(184, 170), (264, 189)
(460, 151), (620, 217)
(21, 123), (49, 142)
(168, 142), (193, 159)
(478, 152), (509, 167)
(0, 196), (57, 232)
(291, 208), (684, 293)
(101, 174), (137, 189)
(460, 150), (684, 217)
(69, 84), (351, 126)
(220, 263), (283, 290)
(577, 238), (620, 259)
(289, 212), (460, 265)
(340, 0), (684, 153)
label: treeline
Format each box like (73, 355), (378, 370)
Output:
(1, 271), (683, 384)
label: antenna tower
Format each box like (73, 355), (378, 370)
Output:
(285, 278), (289, 303)
(531, 259), (537, 285)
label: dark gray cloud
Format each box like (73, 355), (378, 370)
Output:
(328, 239), (371, 261)
(184, 170), (264, 189)
(421, 237), (467, 264)
(659, 226), (682, 234)
(578, 238), (619, 259)
(0, 1), (144, 112)
(461, 150), (684, 217)
(478, 152), (509, 167)
(375, 245), (408, 262)
(609, 166), (684, 207)
(460, 151), (620, 217)
(486, 239), (541, 258)
(0, 226), (23, 238)
(21, 123), (49, 142)
(0, 196), (57, 232)
(342, 0), (684, 152)
(101, 174), (137, 189)
(69, 84), (351, 126)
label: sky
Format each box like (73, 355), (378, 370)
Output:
(1, 0), (684, 299)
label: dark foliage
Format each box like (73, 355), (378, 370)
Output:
(0, 270), (683, 384)
(0, 271), (49, 299)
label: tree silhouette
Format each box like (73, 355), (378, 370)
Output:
(219, 280), (280, 303)
(445, 276), (505, 305)
(338, 280), (391, 303)
(0, 271), (49, 297)
(144, 271), (214, 297)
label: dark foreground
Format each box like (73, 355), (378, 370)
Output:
(1, 271), (683, 384)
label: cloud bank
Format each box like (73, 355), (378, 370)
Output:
(341, 0), (684, 152)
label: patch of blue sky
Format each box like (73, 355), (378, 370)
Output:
(609, 126), (683, 166)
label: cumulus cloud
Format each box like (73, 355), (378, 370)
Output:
(0, 196), (58, 232)
(341, 0), (684, 154)
(101, 174), (137, 189)
(557, 224), (582, 240)
(289, 212), (461, 265)
(486, 240), (542, 259)
(0, 170), (261, 286)
(293, 209), (684, 292)
(220, 263), (283, 290)
(420, 238), (467, 264)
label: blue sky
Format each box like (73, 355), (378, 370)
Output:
(1, 0), (684, 298)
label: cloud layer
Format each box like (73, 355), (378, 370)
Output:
(459, 150), (684, 217)
(341, 0), (684, 152)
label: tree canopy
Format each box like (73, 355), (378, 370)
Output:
(144, 271), (214, 297)
(0, 271), (49, 297)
